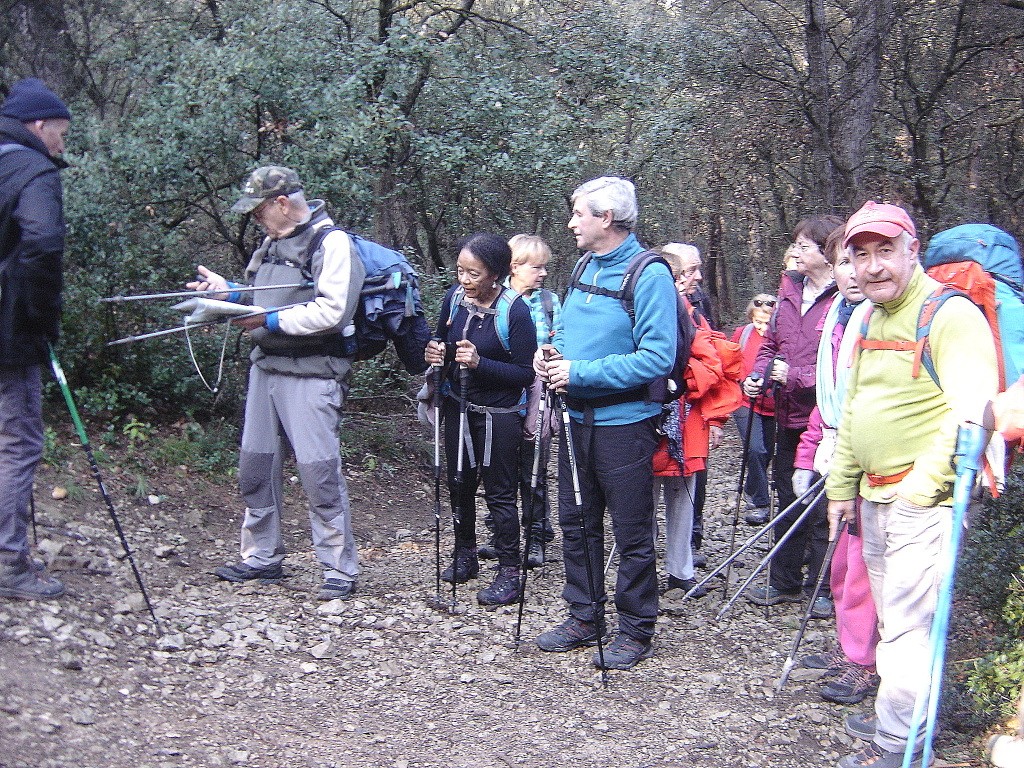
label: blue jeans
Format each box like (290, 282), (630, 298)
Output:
(732, 406), (775, 508)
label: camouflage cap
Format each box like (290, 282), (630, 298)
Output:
(231, 166), (303, 213)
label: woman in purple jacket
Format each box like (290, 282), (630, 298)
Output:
(742, 215), (843, 617)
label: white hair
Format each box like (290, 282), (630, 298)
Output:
(571, 177), (638, 232)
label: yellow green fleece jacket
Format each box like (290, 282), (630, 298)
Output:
(825, 266), (998, 507)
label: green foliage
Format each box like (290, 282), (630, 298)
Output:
(145, 419), (240, 477)
(3, 0), (1021, 420)
(41, 426), (72, 468)
(959, 467), (1024, 614)
(967, 567), (1024, 723)
(957, 464), (1024, 727)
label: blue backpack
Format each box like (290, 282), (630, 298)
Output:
(922, 224), (1024, 389)
(306, 227), (431, 375)
(857, 224), (1024, 390)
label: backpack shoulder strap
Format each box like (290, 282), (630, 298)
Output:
(445, 286), (516, 351)
(855, 287), (961, 387)
(738, 323), (755, 350)
(298, 224), (343, 281)
(446, 286), (467, 329)
(915, 288), (965, 387)
(494, 287), (519, 352)
(620, 251), (671, 322)
(566, 253), (596, 298)
(539, 288), (555, 332)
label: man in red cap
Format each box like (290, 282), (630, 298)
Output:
(825, 202), (998, 767)
(0, 78), (72, 600)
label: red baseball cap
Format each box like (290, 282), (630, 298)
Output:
(843, 201), (917, 248)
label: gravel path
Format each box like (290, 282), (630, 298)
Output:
(0, 422), (973, 768)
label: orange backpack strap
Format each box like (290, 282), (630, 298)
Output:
(854, 287), (959, 385)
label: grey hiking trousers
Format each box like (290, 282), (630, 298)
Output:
(237, 365), (357, 583)
(0, 366), (43, 567)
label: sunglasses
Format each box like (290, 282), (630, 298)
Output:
(753, 299), (777, 308)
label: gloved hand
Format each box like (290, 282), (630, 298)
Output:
(813, 427), (837, 476)
(792, 468), (815, 498)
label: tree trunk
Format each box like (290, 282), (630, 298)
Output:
(832, 0), (892, 210)
(804, 0), (835, 209)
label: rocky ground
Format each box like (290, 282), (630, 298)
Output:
(0, 411), (989, 768)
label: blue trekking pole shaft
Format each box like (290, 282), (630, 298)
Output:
(903, 421), (989, 768)
(48, 344), (161, 632)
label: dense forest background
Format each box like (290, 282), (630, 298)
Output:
(5, 0), (1024, 731)
(2, 0), (1023, 413)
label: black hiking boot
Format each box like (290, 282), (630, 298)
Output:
(821, 664), (880, 705)
(477, 566), (521, 606)
(0, 561), (64, 600)
(214, 561), (284, 583)
(525, 538), (545, 569)
(801, 646), (847, 675)
(593, 633), (654, 670)
(665, 575), (707, 598)
(477, 535), (498, 560)
(536, 617), (606, 653)
(844, 710), (877, 741)
(317, 578), (356, 601)
(441, 551), (479, 584)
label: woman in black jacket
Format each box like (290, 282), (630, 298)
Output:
(424, 233), (537, 606)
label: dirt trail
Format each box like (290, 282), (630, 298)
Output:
(0, 416), (981, 768)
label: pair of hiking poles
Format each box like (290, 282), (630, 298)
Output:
(428, 359), (610, 685)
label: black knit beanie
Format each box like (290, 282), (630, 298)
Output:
(1, 78), (71, 121)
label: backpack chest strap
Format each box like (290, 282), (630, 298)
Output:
(857, 337), (927, 379)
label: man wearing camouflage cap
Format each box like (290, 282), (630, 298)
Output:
(189, 166), (366, 600)
(0, 78), (72, 601)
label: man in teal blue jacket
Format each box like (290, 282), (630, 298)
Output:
(535, 176), (677, 670)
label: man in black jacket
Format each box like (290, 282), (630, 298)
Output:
(0, 78), (71, 600)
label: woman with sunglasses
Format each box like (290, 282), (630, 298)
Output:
(731, 294), (778, 525)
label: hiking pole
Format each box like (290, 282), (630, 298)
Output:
(106, 303), (305, 346)
(450, 363), (470, 610)
(515, 385), (549, 649)
(776, 517), (847, 692)
(604, 542), (617, 575)
(680, 476), (825, 601)
(29, 493), (37, 544)
(715, 482), (827, 621)
(431, 354), (444, 608)
(764, 413), (779, 621)
(554, 392), (608, 687)
(47, 344), (161, 633)
(99, 283), (309, 303)
(724, 375), (763, 592)
(903, 420), (990, 768)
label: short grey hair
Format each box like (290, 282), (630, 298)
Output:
(571, 176), (639, 232)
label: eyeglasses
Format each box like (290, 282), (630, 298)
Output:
(753, 299), (776, 308)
